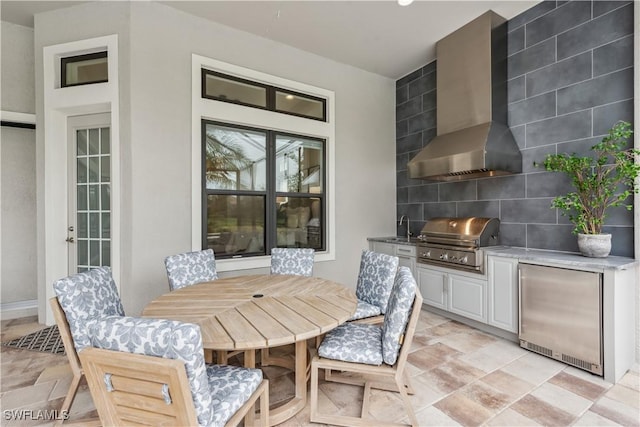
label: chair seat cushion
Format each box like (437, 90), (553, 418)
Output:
(207, 364), (263, 427)
(349, 300), (382, 321)
(318, 323), (383, 366)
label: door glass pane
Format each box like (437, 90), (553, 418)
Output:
(276, 196), (322, 249)
(275, 91), (325, 120)
(205, 194), (265, 258)
(75, 123), (111, 272)
(204, 124), (267, 191)
(275, 135), (323, 194)
(204, 72), (267, 107)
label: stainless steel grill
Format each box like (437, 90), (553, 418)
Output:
(417, 217), (500, 273)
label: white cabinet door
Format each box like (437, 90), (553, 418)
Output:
(417, 267), (447, 309)
(396, 245), (416, 276)
(487, 256), (519, 332)
(448, 274), (487, 323)
(371, 241), (395, 256)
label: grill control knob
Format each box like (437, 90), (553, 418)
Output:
(451, 256), (458, 262)
(460, 256), (468, 264)
(440, 253), (448, 261)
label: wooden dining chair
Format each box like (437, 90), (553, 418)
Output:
(310, 267), (422, 427)
(80, 316), (269, 427)
(348, 249), (400, 325)
(51, 266), (125, 424)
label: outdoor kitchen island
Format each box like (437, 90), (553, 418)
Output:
(368, 237), (638, 384)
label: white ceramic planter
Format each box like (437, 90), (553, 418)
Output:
(577, 233), (611, 258)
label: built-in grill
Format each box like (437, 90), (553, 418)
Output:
(417, 217), (500, 274)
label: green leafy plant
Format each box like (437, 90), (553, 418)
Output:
(537, 121), (640, 235)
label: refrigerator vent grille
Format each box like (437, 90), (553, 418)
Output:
(562, 354), (595, 371)
(524, 341), (552, 357)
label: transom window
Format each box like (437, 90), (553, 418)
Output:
(202, 70), (326, 121)
(202, 121), (325, 258)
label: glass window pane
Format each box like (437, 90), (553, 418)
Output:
(77, 130), (87, 155)
(276, 197), (322, 249)
(78, 240), (88, 267)
(88, 157), (99, 182)
(77, 213), (88, 238)
(101, 184), (110, 210)
(63, 52), (108, 87)
(77, 185), (87, 211)
(102, 241), (111, 266)
(205, 194), (265, 258)
(77, 158), (88, 183)
(90, 240), (100, 266)
(89, 213), (100, 238)
(101, 128), (110, 154)
(204, 124), (267, 191)
(89, 185), (99, 210)
(275, 91), (325, 120)
(101, 156), (110, 182)
(275, 135), (323, 193)
(204, 73), (266, 107)
(102, 213), (110, 238)
(89, 129), (99, 155)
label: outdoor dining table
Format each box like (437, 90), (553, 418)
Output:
(141, 273), (357, 426)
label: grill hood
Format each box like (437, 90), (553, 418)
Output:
(408, 11), (522, 182)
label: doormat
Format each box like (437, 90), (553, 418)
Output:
(1, 325), (66, 355)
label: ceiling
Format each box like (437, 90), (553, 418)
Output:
(1, 0), (539, 79)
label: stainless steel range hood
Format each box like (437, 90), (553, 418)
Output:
(408, 11), (522, 182)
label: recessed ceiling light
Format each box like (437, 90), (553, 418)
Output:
(285, 94), (295, 100)
(398, 0), (414, 6)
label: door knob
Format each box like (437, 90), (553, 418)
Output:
(65, 237), (75, 243)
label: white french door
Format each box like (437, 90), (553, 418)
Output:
(67, 114), (111, 273)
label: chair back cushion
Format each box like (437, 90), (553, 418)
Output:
(355, 250), (399, 314)
(270, 247), (314, 276)
(165, 249), (218, 291)
(88, 316), (214, 427)
(52, 266), (125, 353)
(381, 266), (417, 365)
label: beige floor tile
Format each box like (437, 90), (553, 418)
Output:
(618, 369), (640, 392)
(435, 329), (498, 354)
(434, 389), (494, 426)
(458, 339), (527, 373)
(485, 408), (543, 426)
(460, 381), (512, 412)
(421, 358), (486, 394)
(480, 369), (536, 398)
(573, 410), (626, 426)
(415, 405), (462, 426)
(501, 351), (566, 386)
(590, 396), (640, 426)
(317, 380), (363, 417)
(407, 371), (450, 410)
(407, 342), (461, 371)
(1, 381), (57, 410)
(548, 370), (609, 401)
(367, 386), (413, 424)
(35, 363), (73, 384)
(601, 383), (640, 409)
(562, 365), (614, 389)
(510, 394), (577, 426)
(530, 382), (592, 416)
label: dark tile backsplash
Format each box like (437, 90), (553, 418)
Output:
(395, 0), (635, 257)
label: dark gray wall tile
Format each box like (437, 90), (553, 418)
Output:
(525, 51), (592, 97)
(397, 132), (422, 154)
(396, 152), (409, 171)
(422, 128), (437, 145)
(422, 90), (436, 112)
(422, 61), (436, 75)
(396, 119), (408, 139)
(396, 187), (408, 204)
(438, 181), (477, 202)
(604, 200), (634, 227)
(508, 0), (557, 31)
(422, 202), (457, 220)
(396, 97), (421, 121)
(525, 110), (592, 147)
(527, 224), (578, 252)
(499, 223), (527, 247)
(526, 171), (574, 198)
(408, 184), (439, 203)
(525, 1), (591, 47)
(557, 4), (634, 60)
(508, 26), (525, 55)
(477, 175), (525, 200)
(603, 226), (634, 257)
(397, 68), (422, 87)
(511, 125), (526, 149)
(593, 99), (634, 136)
(409, 72), (436, 99)
(508, 91), (556, 126)
(396, 85), (408, 105)
(557, 67), (633, 115)
(557, 136), (603, 157)
(508, 38), (556, 79)
(521, 145), (556, 174)
(408, 109), (436, 134)
(508, 76), (525, 104)
(593, 1), (632, 18)
(457, 201), (500, 218)
(593, 35), (634, 77)
(501, 198), (556, 223)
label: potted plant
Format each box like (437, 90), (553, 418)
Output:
(538, 121), (640, 257)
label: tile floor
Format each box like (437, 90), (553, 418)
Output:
(1, 309), (639, 426)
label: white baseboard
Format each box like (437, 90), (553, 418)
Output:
(1, 300), (38, 320)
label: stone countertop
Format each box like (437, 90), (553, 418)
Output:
(367, 236), (419, 246)
(484, 246), (639, 271)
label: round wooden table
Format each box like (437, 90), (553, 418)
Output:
(142, 274), (357, 426)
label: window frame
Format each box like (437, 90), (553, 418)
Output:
(61, 51), (108, 88)
(192, 54), (335, 272)
(201, 120), (326, 258)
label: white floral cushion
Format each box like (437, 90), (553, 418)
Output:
(355, 250), (399, 314)
(270, 247), (314, 277)
(381, 267), (417, 365)
(52, 266), (125, 353)
(165, 249), (218, 291)
(349, 300), (382, 321)
(317, 322), (383, 366)
(88, 316), (263, 427)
